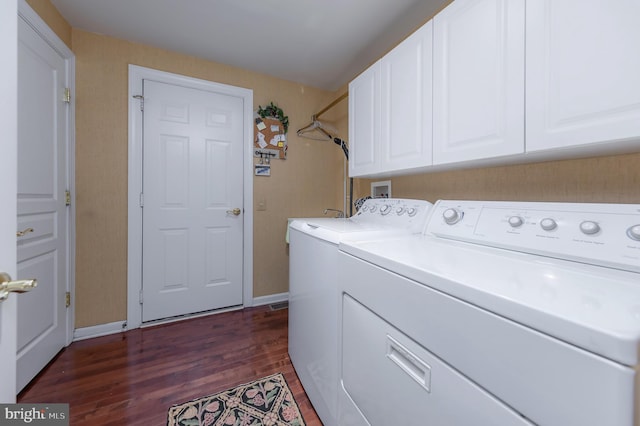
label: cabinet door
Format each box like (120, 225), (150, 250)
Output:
(380, 21), (433, 173)
(349, 62), (380, 177)
(526, 0), (640, 152)
(433, 0), (525, 165)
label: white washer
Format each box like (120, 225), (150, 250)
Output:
(338, 200), (640, 426)
(288, 198), (432, 426)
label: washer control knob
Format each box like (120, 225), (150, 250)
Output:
(508, 216), (524, 228)
(361, 205), (369, 212)
(540, 218), (557, 231)
(407, 207), (418, 217)
(627, 225), (640, 241)
(380, 205), (391, 215)
(580, 221), (600, 235)
(369, 205), (377, 213)
(443, 208), (463, 225)
(396, 206), (406, 215)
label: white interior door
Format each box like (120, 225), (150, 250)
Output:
(142, 80), (244, 322)
(0, 0), (18, 403)
(16, 13), (70, 392)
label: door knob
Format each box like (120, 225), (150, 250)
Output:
(227, 208), (241, 216)
(0, 272), (37, 302)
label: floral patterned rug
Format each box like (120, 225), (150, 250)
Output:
(167, 373), (306, 426)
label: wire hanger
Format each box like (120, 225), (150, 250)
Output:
(297, 116), (334, 141)
(296, 92), (347, 141)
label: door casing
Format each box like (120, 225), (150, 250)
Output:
(127, 65), (254, 329)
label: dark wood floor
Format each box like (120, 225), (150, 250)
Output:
(18, 306), (322, 425)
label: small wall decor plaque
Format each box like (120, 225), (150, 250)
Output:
(254, 164), (271, 176)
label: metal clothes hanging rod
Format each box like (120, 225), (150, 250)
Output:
(315, 92), (348, 119)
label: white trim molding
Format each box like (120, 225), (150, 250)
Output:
(73, 321), (126, 342)
(252, 292), (289, 307)
(127, 65), (254, 330)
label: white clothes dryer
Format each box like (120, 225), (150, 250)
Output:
(338, 200), (640, 426)
(288, 198), (432, 426)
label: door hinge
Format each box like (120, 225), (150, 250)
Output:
(139, 192), (144, 207)
(63, 88), (71, 103)
(139, 289), (143, 305)
(65, 190), (71, 206)
(65, 291), (71, 308)
(133, 94), (144, 111)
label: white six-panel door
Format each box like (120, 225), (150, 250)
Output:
(16, 10), (70, 392)
(142, 80), (244, 322)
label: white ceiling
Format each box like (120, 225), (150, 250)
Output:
(50, 0), (448, 91)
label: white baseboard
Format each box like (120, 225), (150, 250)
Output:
(74, 294), (288, 341)
(73, 320), (126, 341)
(252, 292), (288, 307)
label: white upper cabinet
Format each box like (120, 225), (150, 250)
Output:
(379, 22), (433, 174)
(349, 62), (380, 177)
(526, 0), (640, 152)
(433, 0), (525, 165)
(349, 22), (433, 178)
(349, 0), (639, 177)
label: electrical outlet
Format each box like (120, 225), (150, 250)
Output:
(257, 199), (267, 211)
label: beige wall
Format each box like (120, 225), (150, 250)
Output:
(354, 152), (640, 204)
(25, 0), (71, 48)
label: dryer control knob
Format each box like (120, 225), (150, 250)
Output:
(540, 218), (557, 231)
(443, 208), (463, 225)
(407, 207), (418, 217)
(508, 216), (524, 228)
(396, 207), (406, 215)
(380, 205), (392, 215)
(627, 225), (640, 241)
(580, 221), (600, 235)
(369, 205), (377, 213)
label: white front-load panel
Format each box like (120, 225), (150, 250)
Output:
(289, 228), (339, 425)
(339, 251), (637, 426)
(341, 294), (534, 426)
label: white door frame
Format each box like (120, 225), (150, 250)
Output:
(18, 0), (76, 347)
(127, 65), (254, 329)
